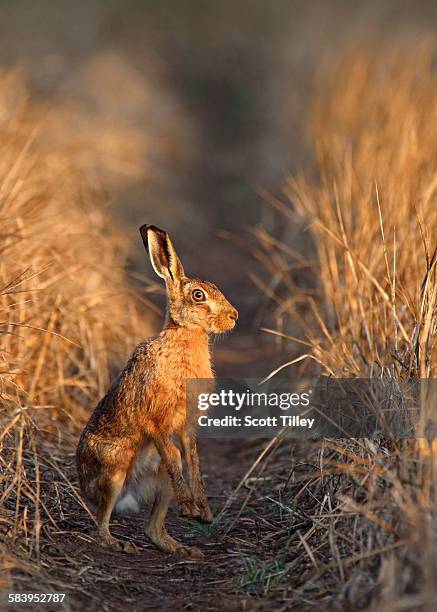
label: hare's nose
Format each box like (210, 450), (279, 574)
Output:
(228, 308), (238, 322)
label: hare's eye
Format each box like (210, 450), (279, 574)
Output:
(192, 289), (206, 302)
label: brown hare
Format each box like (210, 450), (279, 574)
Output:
(76, 225), (238, 557)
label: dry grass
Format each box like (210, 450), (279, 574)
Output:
(239, 44), (437, 609)
(0, 70), (153, 593)
(257, 43), (437, 379)
(291, 44), (436, 378)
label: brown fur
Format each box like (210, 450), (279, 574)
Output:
(76, 225), (238, 556)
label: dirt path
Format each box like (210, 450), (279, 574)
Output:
(52, 439), (262, 611)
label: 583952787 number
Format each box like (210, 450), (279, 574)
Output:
(8, 593), (66, 605)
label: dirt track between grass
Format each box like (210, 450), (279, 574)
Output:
(42, 440), (266, 612)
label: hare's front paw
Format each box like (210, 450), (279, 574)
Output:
(195, 498), (213, 523)
(176, 496), (201, 519)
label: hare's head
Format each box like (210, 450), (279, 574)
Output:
(140, 225), (238, 334)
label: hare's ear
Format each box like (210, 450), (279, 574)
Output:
(139, 224), (184, 283)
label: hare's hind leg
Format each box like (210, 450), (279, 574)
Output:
(145, 463), (203, 558)
(95, 469), (137, 553)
